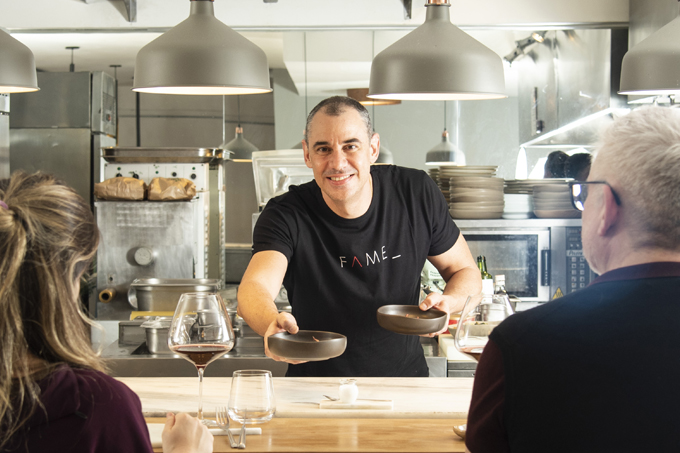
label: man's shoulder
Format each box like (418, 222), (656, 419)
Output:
(372, 164), (428, 181)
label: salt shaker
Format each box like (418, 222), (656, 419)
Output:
(339, 379), (359, 403)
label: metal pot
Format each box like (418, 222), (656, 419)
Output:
(140, 317), (173, 354)
(128, 278), (222, 311)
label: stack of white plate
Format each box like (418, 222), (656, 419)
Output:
(505, 178), (572, 194)
(532, 184), (581, 218)
(446, 166), (504, 219)
(503, 194), (534, 219)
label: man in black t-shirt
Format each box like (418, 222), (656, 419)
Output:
(237, 96), (481, 377)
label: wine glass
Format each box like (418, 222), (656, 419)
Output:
(455, 293), (514, 360)
(228, 370), (276, 426)
(168, 292), (234, 425)
(453, 293), (513, 438)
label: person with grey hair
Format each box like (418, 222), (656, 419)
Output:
(238, 96), (481, 377)
(465, 105), (680, 452)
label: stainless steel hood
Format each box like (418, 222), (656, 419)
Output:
(516, 28), (629, 149)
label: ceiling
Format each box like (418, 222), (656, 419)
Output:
(3, 0), (629, 93)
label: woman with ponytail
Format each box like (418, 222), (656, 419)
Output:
(0, 172), (212, 453)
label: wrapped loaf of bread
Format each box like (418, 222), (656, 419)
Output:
(147, 177), (197, 201)
(94, 177), (146, 201)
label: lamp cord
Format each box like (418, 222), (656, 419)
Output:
(372, 31), (376, 132)
(237, 95), (241, 128)
(222, 95), (226, 143)
(444, 101), (447, 133)
(304, 32), (308, 119)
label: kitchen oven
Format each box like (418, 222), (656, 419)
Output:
(455, 218), (597, 308)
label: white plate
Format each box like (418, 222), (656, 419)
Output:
(450, 195), (504, 203)
(534, 209), (581, 218)
(450, 201), (504, 208)
(450, 209), (503, 219)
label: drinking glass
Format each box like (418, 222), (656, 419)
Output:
(228, 370), (276, 425)
(454, 293), (514, 361)
(168, 292), (234, 424)
(453, 293), (513, 438)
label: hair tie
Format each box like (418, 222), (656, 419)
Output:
(0, 201), (8, 210)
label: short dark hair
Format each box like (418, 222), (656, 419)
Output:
(564, 153), (592, 180)
(303, 96), (372, 144)
(544, 151), (569, 178)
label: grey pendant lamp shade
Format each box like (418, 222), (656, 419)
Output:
(619, 2), (680, 96)
(223, 127), (258, 160)
(0, 30), (39, 93)
(426, 130), (466, 166)
(375, 143), (394, 164)
(133, 0), (272, 95)
(221, 96), (258, 160)
(368, 0), (505, 101)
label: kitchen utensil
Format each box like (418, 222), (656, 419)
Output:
(267, 330), (347, 361)
(128, 278), (222, 311)
(323, 395), (391, 402)
(168, 293), (234, 425)
(140, 316), (172, 354)
(215, 406), (242, 449)
(376, 305), (447, 335)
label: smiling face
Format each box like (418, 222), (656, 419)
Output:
(302, 108), (380, 218)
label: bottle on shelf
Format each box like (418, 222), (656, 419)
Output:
(494, 274), (507, 296)
(478, 255), (494, 295)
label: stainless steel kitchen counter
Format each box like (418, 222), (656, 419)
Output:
(102, 337), (448, 378)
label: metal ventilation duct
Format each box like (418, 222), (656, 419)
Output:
(517, 28), (628, 149)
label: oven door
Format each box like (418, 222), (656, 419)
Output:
(459, 229), (550, 302)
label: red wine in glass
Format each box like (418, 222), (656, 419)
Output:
(168, 293), (235, 425)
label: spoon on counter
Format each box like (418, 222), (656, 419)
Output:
(452, 423), (466, 440)
(323, 395), (390, 402)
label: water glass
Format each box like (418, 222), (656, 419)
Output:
(228, 370), (276, 424)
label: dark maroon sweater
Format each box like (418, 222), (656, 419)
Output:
(5, 366), (153, 453)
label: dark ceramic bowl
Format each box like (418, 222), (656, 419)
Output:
(267, 330), (347, 361)
(377, 305), (448, 335)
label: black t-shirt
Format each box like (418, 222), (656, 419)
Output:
(253, 165), (460, 377)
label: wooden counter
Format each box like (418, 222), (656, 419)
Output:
(120, 377), (474, 419)
(146, 417), (468, 452)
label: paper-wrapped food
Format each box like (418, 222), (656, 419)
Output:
(94, 177), (146, 201)
(148, 177), (197, 201)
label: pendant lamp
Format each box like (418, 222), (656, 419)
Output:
(426, 101), (465, 165)
(0, 30), (39, 93)
(347, 88), (401, 106)
(368, 0), (505, 101)
(221, 96), (258, 161)
(619, 1), (680, 96)
(426, 130), (466, 166)
(133, 0), (271, 95)
(375, 143), (394, 164)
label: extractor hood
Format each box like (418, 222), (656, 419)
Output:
(517, 28), (629, 149)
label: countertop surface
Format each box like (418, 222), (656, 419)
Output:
(146, 417), (468, 452)
(119, 377), (474, 419)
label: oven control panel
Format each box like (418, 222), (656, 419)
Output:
(566, 227), (596, 294)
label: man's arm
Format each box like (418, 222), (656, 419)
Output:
(419, 234), (482, 335)
(237, 250), (306, 363)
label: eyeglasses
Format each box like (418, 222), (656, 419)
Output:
(568, 181), (622, 211)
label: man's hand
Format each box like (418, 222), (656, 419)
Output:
(162, 412), (213, 453)
(263, 312), (308, 364)
(418, 292), (466, 337)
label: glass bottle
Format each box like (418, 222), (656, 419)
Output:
(479, 256), (494, 295)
